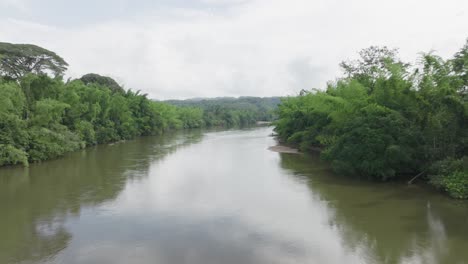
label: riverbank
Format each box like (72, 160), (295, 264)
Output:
(274, 135), (467, 199)
(0, 123), (271, 169)
(268, 145), (300, 154)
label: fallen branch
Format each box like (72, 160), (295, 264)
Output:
(408, 171), (426, 185)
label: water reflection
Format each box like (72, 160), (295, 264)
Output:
(0, 130), (202, 264)
(279, 152), (468, 264)
(1, 127), (468, 264)
(46, 128), (369, 264)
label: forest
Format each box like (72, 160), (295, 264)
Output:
(0, 42), (275, 168)
(275, 42), (468, 198)
(2, 40), (467, 198)
(165, 96), (280, 127)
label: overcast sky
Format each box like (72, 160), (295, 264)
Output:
(0, 0), (467, 99)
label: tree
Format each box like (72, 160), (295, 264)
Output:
(0, 81), (29, 166)
(275, 42), (468, 197)
(0, 42), (68, 79)
(340, 46), (409, 91)
(323, 104), (417, 180)
(451, 38), (468, 93)
(80, 73), (125, 93)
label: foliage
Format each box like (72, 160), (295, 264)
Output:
(80, 73), (125, 93)
(428, 157), (464, 176)
(0, 42), (68, 79)
(177, 107), (205, 129)
(323, 104), (417, 180)
(27, 125), (84, 162)
(452, 40), (468, 92)
(428, 158), (468, 199)
(0, 80), (29, 166)
(0, 144), (28, 166)
(275, 40), (468, 195)
(0, 42), (280, 167)
(438, 171), (468, 199)
(166, 96), (281, 127)
(0, 76), (206, 166)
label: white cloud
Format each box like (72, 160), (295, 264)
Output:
(0, 0), (28, 12)
(0, 0), (467, 99)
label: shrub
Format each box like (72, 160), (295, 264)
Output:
(28, 125), (83, 162)
(0, 144), (28, 166)
(440, 171), (468, 199)
(429, 157), (468, 199)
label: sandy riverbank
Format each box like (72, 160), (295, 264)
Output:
(268, 145), (300, 154)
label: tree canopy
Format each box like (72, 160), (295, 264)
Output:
(0, 42), (68, 79)
(275, 40), (468, 198)
(165, 96), (281, 126)
(80, 73), (125, 93)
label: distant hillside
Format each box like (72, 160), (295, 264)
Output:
(164, 96), (282, 124)
(165, 96), (282, 112)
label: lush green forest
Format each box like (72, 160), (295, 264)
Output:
(2, 41), (467, 198)
(165, 97), (281, 127)
(275, 42), (468, 198)
(0, 42), (275, 167)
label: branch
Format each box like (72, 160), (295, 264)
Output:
(408, 171), (426, 185)
(29, 57), (46, 73)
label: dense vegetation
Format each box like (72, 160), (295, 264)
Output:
(275, 42), (468, 198)
(165, 97), (281, 127)
(0, 42), (276, 167)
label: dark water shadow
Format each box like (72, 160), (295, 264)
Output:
(278, 151), (468, 264)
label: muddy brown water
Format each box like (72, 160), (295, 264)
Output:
(1, 127), (467, 264)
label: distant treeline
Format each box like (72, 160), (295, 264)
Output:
(275, 42), (468, 198)
(165, 97), (281, 127)
(0, 42), (279, 167)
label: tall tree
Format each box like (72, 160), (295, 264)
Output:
(0, 42), (68, 79)
(451, 39), (468, 93)
(339, 46), (409, 91)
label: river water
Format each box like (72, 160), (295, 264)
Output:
(1, 127), (467, 264)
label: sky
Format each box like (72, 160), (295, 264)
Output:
(0, 0), (467, 99)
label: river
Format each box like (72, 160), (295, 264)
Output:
(1, 127), (467, 264)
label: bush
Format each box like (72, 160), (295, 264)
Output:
(323, 105), (417, 180)
(0, 144), (29, 166)
(28, 126), (84, 162)
(74, 120), (96, 145)
(428, 157), (464, 176)
(429, 157), (468, 199)
(441, 171), (468, 199)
